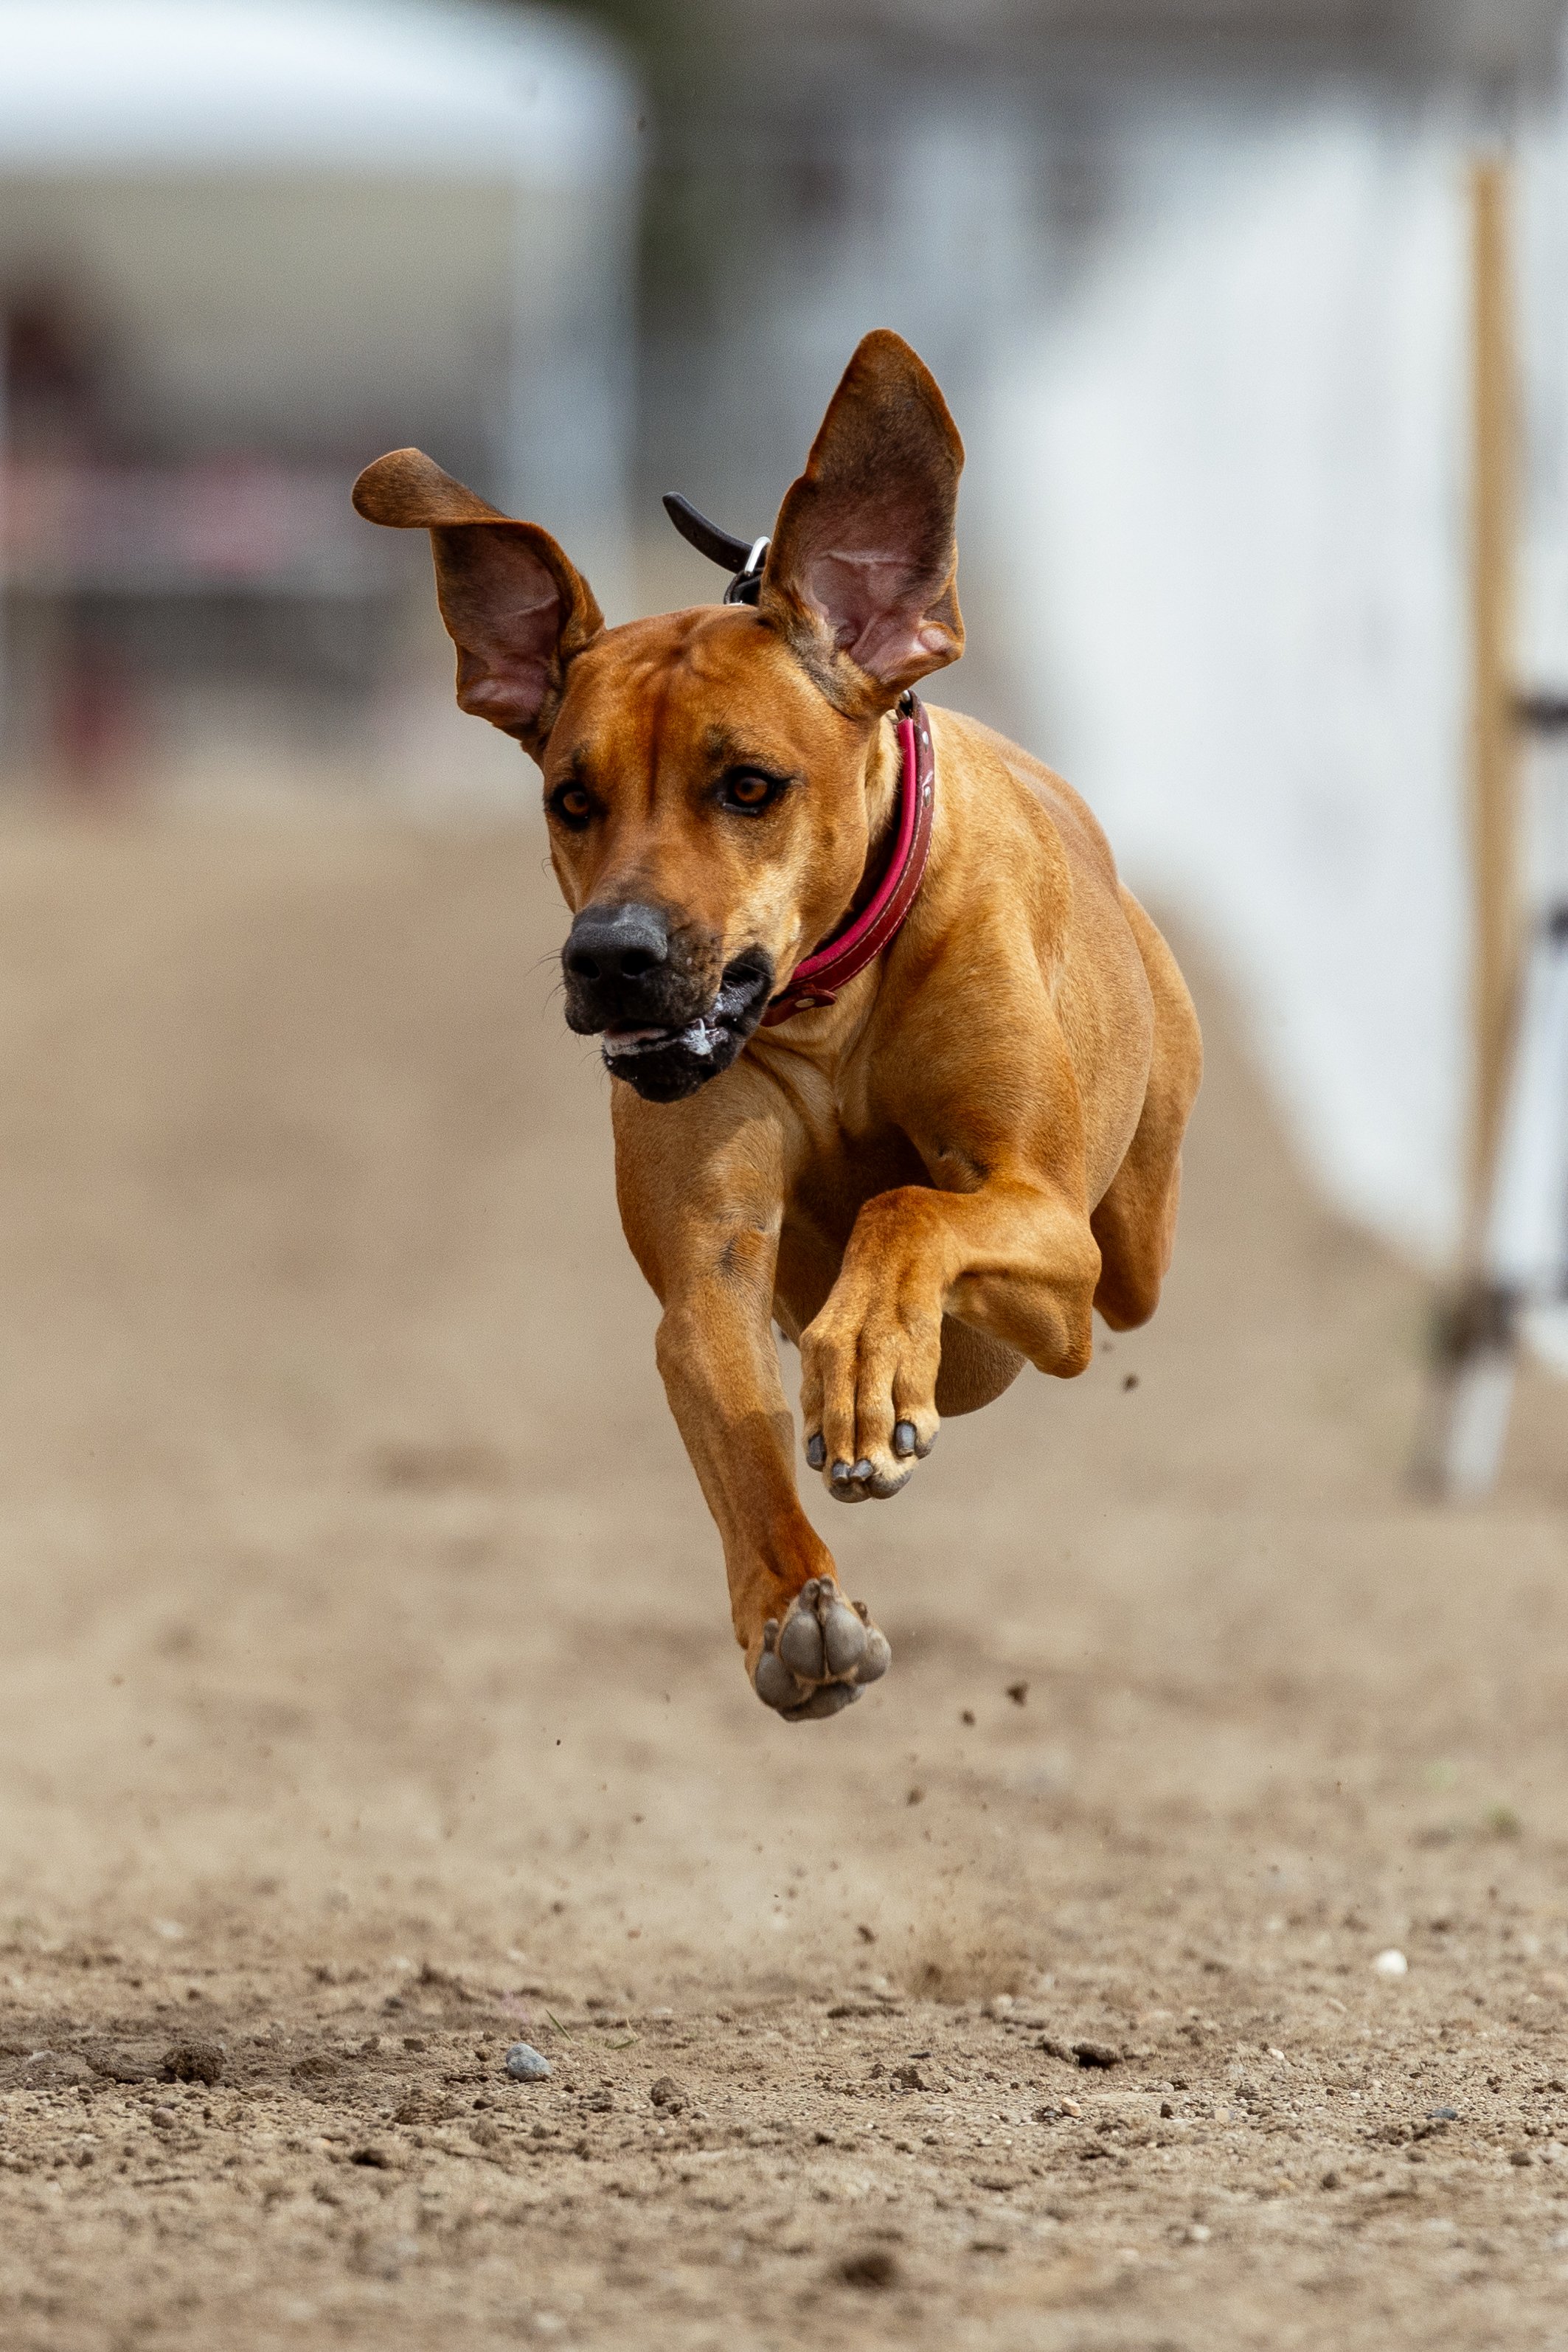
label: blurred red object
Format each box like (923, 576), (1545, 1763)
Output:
(3, 457), (385, 594)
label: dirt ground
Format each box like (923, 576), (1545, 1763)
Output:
(1, 807), (1567, 2352)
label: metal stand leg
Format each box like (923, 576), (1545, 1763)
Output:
(1418, 906), (1568, 1499)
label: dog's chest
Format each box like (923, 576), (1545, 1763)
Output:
(783, 1117), (927, 1252)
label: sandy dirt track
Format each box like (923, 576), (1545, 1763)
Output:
(1, 809), (1568, 2352)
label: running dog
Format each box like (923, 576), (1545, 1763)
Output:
(353, 331), (1201, 1724)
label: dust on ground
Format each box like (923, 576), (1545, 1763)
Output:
(1, 810), (1567, 2352)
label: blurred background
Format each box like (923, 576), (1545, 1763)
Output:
(1, 0), (1567, 1401)
(7, 21), (1568, 2339)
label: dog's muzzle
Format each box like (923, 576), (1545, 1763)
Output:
(561, 902), (773, 1103)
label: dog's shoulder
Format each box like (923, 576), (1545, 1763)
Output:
(923, 704), (1123, 901)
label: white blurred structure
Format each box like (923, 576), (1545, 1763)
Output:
(0, 0), (637, 541)
(988, 91), (1568, 1294)
(632, 0), (1564, 1315)
(0, 0), (639, 788)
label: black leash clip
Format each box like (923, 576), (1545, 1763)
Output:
(662, 493), (769, 606)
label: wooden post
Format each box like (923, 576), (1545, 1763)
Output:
(1465, 154), (1522, 1254)
(1412, 153), (1527, 1498)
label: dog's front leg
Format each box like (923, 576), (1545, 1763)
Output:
(799, 1174), (1103, 1501)
(613, 1076), (891, 1722)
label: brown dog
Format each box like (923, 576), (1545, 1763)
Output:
(353, 331), (1201, 1724)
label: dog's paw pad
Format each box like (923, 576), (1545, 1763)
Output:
(754, 1631), (800, 1712)
(777, 1591), (825, 1679)
(752, 1578), (890, 1721)
(783, 1682), (861, 1721)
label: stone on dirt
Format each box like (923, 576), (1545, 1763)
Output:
(504, 2042), (552, 2081)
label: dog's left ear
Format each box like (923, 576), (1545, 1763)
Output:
(352, 448), (603, 757)
(759, 330), (965, 715)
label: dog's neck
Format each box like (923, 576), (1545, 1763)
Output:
(840, 709), (905, 928)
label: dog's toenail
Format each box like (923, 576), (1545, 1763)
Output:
(762, 1617), (780, 1651)
(784, 1681), (861, 1721)
(857, 1627), (892, 1684)
(754, 1650), (799, 1709)
(893, 1421), (917, 1457)
(805, 1433), (825, 1470)
(778, 1609), (825, 1682)
(800, 1577), (819, 1603)
(851, 1458), (873, 1482)
(822, 1598), (867, 1677)
(831, 1461), (852, 1483)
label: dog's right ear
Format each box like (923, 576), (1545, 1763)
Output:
(352, 449), (603, 755)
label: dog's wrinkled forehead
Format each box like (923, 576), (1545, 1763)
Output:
(545, 604), (856, 786)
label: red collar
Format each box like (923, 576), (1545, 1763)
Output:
(761, 691), (937, 1026)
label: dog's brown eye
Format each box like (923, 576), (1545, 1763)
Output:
(551, 785), (594, 828)
(721, 771), (780, 813)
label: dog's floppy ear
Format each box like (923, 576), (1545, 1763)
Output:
(352, 448), (603, 754)
(758, 330), (964, 715)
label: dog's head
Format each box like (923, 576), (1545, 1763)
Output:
(353, 332), (964, 1102)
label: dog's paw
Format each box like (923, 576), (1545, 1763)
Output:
(752, 1578), (891, 1721)
(803, 1415), (937, 1502)
(799, 1294), (940, 1503)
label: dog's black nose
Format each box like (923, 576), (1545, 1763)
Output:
(563, 901), (671, 986)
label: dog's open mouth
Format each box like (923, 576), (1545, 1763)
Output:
(599, 957), (773, 1102)
(603, 1014), (727, 1057)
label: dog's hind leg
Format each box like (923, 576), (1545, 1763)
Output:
(1090, 895), (1202, 1331)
